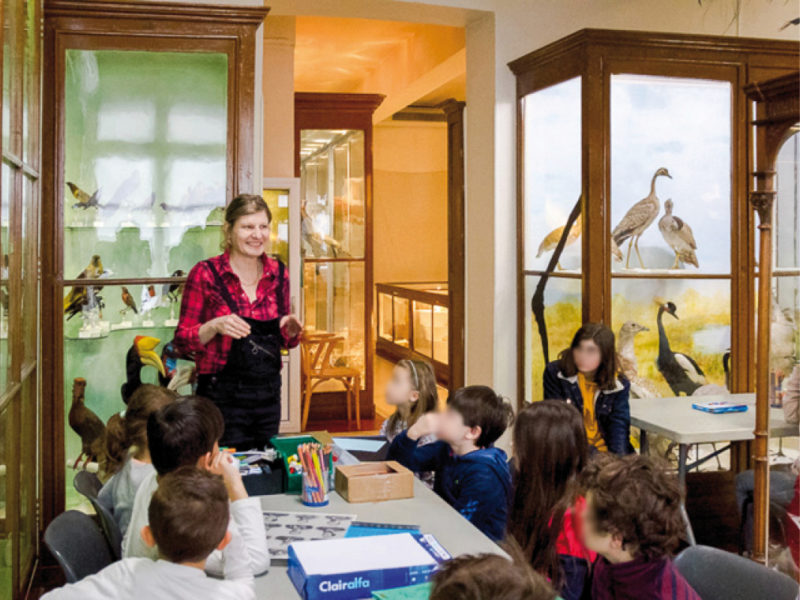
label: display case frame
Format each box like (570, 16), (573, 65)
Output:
(41, 0), (268, 527)
(509, 29), (799, 413)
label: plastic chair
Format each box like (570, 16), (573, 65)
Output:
(73, 471), (122, 560)
(44, 510), (114, 583)
(301, 333), (361, 430)
(674, 544), (799, 600)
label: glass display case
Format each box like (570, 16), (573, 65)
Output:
(509, 30), (799, 407)
(376, 282), (449, 386)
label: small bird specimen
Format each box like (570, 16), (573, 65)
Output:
(658, 199), (698, 269)
(68, 377), (106, 470)
(140, 285), (160, 314)
(536, 214), (582, 269)
(63, 255), (106, 319)
(655, 299), (707, 396)
(121, 335), (166, 403)
(617, 321), (660, 399)
(612, 167), (672, 269)
(162, 269), (186, 302)
(120, 286), (138, 315)
(67, 182), (101, 209)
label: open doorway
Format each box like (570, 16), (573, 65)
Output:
(292, 16), (466, 432)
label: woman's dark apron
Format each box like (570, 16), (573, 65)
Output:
(196, 259), (285, 450)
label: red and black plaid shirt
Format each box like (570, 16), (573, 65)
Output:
(174, 251), (298, 374)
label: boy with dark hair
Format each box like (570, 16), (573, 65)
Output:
(123, 396), (269, 580)
(43, 468), (254, 599)
(580, 453), (701, 600)
(430, 553), (556, 600)
(388, 385), (514, 540)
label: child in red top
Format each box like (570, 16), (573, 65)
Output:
(507, 400), (595, 600)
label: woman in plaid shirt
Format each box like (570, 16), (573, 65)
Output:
(175, 194), (303, 449)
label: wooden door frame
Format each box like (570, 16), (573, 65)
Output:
(294, 92), (384, 422)
(41, 0), (268, 527)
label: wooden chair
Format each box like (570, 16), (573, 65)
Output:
(301, 333), (361, 431)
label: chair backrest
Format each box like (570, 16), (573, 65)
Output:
(301, 333), (343, 374)
(73, 470), (102, 499)
(674, 544), (799, 600)
(73, 471), (122, 560)
(44, 510), (115, 583)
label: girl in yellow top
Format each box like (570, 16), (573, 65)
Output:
(543, 323), (632, 454)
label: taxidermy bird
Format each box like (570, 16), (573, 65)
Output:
(68, 377), (106, 470)
(536, 214), (582, 269)
(67, 182), (101, 209)
(162, 269), (186, 303)
(617, 321), (660, 398)
(302, 202), (342, 258)
(655, 299), (707, 396)
(120, 287), (138, 315)
(63, 255), (106, 319)
(140, 285), (160, 314)
(121, 335), (166, 404)
(612, 167), (672, 269)
(771, 296), (797, 378)
(722, 349), (731, 391)
(658, 199), (698, 269)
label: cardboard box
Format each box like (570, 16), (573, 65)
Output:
(287, 533), (450, 600)
(335, 461), (414, 503)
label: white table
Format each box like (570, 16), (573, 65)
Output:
(630, 393), (798, 544)
(253, 479), (503, 599)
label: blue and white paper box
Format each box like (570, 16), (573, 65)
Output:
(287, 532), (451, 600)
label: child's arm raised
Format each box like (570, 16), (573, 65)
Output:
(388, 415), (446, 473)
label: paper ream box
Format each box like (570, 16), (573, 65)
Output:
(287, 532), (451, 600)
(334, 461), (414, 503)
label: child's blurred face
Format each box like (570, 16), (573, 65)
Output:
(436, 406), (474, 445)
(573, 339), (602, 375)
(385, 365), (418, 408)
(580, 492), (616, 558)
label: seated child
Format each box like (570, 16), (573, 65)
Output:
(98, 384), (178, 535)
(429, 553), (556, 600)
(43, 467), (255, 600)
(508, 400), (595, 600)
(580, 453), (700, 600)
(123, 396), (269, 579)
(388, 385), (513, 541)
(380, 359), (439, 486)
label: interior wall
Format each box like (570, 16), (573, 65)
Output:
(262, 16), (297, 179)
(373, 120), (449, 284)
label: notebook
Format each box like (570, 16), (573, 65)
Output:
(692, 401), (748, 414)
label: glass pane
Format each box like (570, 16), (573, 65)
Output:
(378, 292), (392, 341)
(610, 75), (731, 273)
(0, 405), (10, 600)
(611, 278), (731, 397)
(302, 261), (365, 381)
(22, 175), (36, 364)
(522, 77), (582, 271)
(433, 304), (448, 364)
(775, 132), (799, 271)
(63, 49), (228, 278)
(22, 0), (39, 164)
(393, 296), (409, 348)
(413, 301), (433, 358)
(300, 130), (365, 259)
(524, 275), (582, 403)
(2, 0), (20, 153)
(0, 164), (12, 393)
(19, 377), (36, 576)
(262, 188), (290, 265)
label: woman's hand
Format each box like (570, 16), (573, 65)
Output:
(209, 314), (251, 340)
(280, 314), (304, 339)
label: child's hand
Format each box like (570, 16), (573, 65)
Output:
(210, 451), (248, 502)
(408, 412), (439, 441)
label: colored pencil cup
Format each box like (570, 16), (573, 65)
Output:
(301, 469), (329, 507)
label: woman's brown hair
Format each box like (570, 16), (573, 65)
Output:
(385, 359), (438, 434)
(558, 322), (620, 390)
(104, 384), (178, 475)
(221, 193), (272, 251)
(507, 400), (588, 589)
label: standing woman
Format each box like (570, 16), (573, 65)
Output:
(543, 323), (631, 455)
(175, 194), (303, 449)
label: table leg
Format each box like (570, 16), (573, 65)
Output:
(640, 429), (649, 455)
(677, 443), (696, 546)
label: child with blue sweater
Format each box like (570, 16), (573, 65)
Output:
(389, 385), (513, 541)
